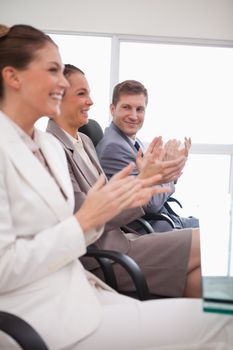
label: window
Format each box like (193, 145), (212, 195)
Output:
(119, 40), (233, 275)
(119, 41), (233, 144)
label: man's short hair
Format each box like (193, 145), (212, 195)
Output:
(112, 80), (148, 106)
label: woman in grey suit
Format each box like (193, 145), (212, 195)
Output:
(0, 24), (232, 350)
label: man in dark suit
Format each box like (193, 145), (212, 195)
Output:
(96, 79), (199, 232)
(47, 64), (201, 298)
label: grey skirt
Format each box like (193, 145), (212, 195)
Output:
(114, 228), (192, 297)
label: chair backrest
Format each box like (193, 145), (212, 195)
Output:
(79, 118), (104, 147)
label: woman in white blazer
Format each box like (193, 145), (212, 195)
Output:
(0, 24), (232, 350)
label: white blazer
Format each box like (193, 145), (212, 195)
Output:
(0, 112), (109, 349)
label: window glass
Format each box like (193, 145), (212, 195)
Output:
(119, 42), (233, 144)
(174, 153), (231, 275)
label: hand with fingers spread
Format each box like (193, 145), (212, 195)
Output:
(75, 163), (145, 232)
(164, 137), (191, 161)
(183, 137), (192, 157)
(136, 136), (163, 163)
(135, 136), (186, 184)
(75, 162), (171, 232)
(133, 176), (170, 208)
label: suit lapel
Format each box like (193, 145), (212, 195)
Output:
(79, 134), (104, 178)
(47, 119), (102, 188)
(36, 131), (74, 206)
(0, 114), (72, 221)
(110, 122), (137, 154)
(72, 147), (100, 187)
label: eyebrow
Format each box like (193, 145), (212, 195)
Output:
(50, 61), (64, 70)
(75, 88), (89, 92)
(121, 103), (144, 108)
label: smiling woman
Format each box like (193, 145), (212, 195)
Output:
(0, 24), (161, 348)
(54, 64), (94, 137)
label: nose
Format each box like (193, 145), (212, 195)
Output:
(87, 95), (94, 106)
(129, 108), (137, 120)
(60, 73), (70, 89)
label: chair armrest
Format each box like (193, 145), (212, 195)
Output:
(167, 196), (182, 208)
(134, 218), (154, 233)
(124, 213), (175, 235)
(164, 197), (183, 217)
(121, 218), (154, 234)
(143, 213), (176, 229)
(86, 248), (118, 290)
(0, 311), (48, 350)
(85, 248), (150, 300)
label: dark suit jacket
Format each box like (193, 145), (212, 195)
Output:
(46, 119), (145, 268)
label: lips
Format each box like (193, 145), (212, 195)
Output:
(81, 109), (89, 116)
(125, 122), (138, 127)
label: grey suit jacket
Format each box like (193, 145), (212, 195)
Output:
(46, 119), (145, 265)
(96, 122), (175, 214)
(96, 122), (199, 231)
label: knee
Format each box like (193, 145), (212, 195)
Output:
(189, 229), (201, 262)
(191, 228), (200, 246)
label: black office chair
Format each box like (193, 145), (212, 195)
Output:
(0, 311), (48, 350)
(79, 119), (104, 147)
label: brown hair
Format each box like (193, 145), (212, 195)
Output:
(0, 24), (10, 37)
(62, 64), (85, 97)
(112, 80), (148, 106)
(0, 24), (55, 99)
(63, 64), (84, 79)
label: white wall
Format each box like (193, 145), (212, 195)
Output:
(1, 0), (233, 41)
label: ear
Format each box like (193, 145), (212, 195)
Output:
(110, 103), (115, 115)
(2, 66), (21, 90)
